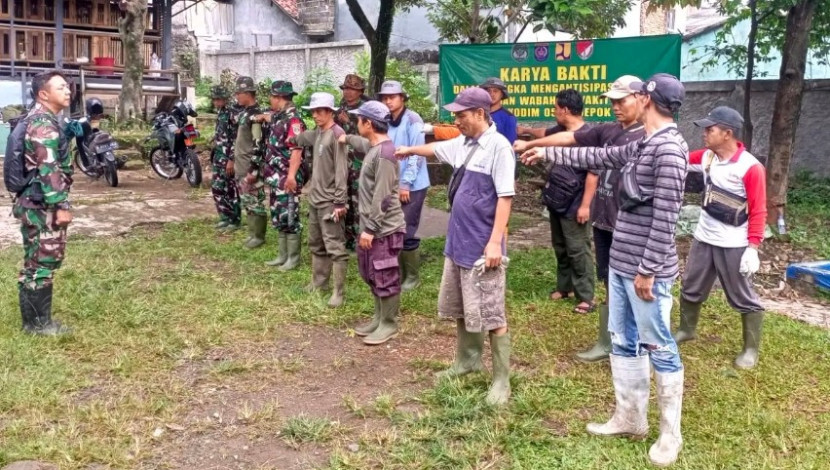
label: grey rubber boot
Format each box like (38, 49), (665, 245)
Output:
(673, 298), (702, 344)
(575, 303), (611, 363)
(21, 285), (71, 336)
(734, 312), (764, 370)
(245, 214), (267, 249)
(436, 319), (485, 378)
(278, 233), (302, 271)
(354, 297), (381, 337)
(363, 294), (399, 345)
(327, 261), (347, 308)
(586, 354), (650, 439)
(485, 331), (511, 406)
(649, 369), (685, 467)
(304, 255), (332, 292)
(265, 233), (288, 266)
(399, 249), (421, 292)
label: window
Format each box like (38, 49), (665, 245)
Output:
(665, 9), (676, 32)
(45, 0), (54, 20)
(64, 33), (74, 59)
(14, 0), (24, 18)
(45, 32), (53, 60)
(15, 31), (25, 59)
(3, 33), (9, 55)
(31, 34), (39, 57)
(1, 0), (8, 15)
(30, 0), (39, 16)
(96, 3), (104, 22)
(76, 35), (91, 59)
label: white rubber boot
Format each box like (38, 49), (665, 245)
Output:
(586, 354), (650, 439)
(649, 369), (685, 467)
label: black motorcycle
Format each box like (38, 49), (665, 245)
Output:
(71, 98), (122, 187)
(145, 99), (202, 187)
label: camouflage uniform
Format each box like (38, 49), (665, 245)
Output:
(210, 86), (241, 226)
(233, 76), (268, 249)
(336, 74), (370, 250)
(234, 104), (267, 217)
(265, 101), (307, 234)
(13, 103), (73, 291)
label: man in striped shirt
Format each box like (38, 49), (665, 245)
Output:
(522, 73), (688, 467)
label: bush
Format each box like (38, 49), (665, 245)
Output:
(355, 52), (438, 123)
(294, 68), (342, 130)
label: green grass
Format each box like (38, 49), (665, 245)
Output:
(0, 219), (828, 468)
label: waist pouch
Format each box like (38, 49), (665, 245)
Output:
(702, 183), (748, 226)
(618, 161), (652, 212)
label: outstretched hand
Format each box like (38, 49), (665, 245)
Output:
(520, 147), (546, 166)
(394, 146), (412, 160)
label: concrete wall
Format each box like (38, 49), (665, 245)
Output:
(679, 79), (830, 176)
(202, 40), (369, 88)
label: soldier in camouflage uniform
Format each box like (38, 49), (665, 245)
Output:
(210, 85), (241, 231)
(255, 81), (307, 271)
(233, 76), (267, 249)
(336, 74), (370, 251)
(12, 71), (74, 335)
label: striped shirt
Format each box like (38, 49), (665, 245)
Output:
(545, 124), (688, 281)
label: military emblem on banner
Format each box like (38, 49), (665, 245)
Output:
(534, 44), (550, 62)
(555, 42), (571, 61)
(512, 43), (529, 63)
(577, 40), (594, 60)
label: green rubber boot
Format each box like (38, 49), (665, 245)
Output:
(735, 312), (764, 370)
(363, 294), (399, 345)
(486, 331), (511, 406)
(399, 249), (421, 292)
(278, 233), (302, 271)
(436, 319), (485, 378)
(575, 303), (611, 363)
(304, 255), (332, 292)
(265, 233), (288, 266)
(245, 214), (267, 249)
(221, 222), (241, 232)
(354, 297), (381, 337)
(673, 298), (702, 344)
(327, 261), (347, 308)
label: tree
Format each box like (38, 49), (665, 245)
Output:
(343, 0), (420, 94)
(117, 0), (147, 121)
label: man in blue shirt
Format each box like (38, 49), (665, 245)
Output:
(378, 81), (430, 291)
(480, 78), (517, 144)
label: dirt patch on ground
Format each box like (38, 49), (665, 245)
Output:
(0, 162), (215, 248)
(141, 322), (459, 470)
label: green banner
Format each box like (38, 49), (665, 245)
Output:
(439, 35), (682, 122)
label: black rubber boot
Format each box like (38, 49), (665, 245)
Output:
(21, 285), (71, 336)
(735, 312), (764, 370)
(673, 298), (702, 344)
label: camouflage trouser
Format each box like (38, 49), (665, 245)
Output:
(211, 158), (241, 224)
(237, 174), (267, 217)
(344, 157), (363, 251)
(13, 206), (67, 290)
(267, 170), (303, 234)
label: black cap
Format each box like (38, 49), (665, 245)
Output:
(694, 106), (744, 131)
(631, 73), (685, 113)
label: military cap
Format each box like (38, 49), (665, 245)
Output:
(270, 80), (297, 97)
(339, 74), (366, 91)
(235, 76), (256, 94)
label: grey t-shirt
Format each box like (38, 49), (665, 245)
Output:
(347, 136), (406, 238)
(292, 125), (349, 209)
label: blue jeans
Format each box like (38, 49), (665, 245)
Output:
(608, 268), (683, 373)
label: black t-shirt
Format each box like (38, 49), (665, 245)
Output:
(573, 123), (646, 231)
(543, 124), (592, 218)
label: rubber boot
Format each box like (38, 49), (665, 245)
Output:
(20, 285), (71, 336)
(399, 249), (421, 292)
(327, 261), (347, 308)
(586, 354), (650, 439)
(265, 233), (288, 267)
(734, 312), (764, 370)
(673, 298), (702, 344)
(245, 214), (267, 249)
(363, 294), (399, 345)
(279, 233), (302, 271)
(242, 216), (254, 243)
(354, 297), (381, 337)
(649, 369), (684, 467)
(19, 288), (38, 333)
(304, 255), (331, 292)
(485, 331), (511, 406)
(221, 220), (241, 232)
(436, 319), (485, 378)
(575, 303), (611, 363)
(215, 219), (229, 229)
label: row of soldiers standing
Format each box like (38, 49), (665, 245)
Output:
(208, 74), (428, 339)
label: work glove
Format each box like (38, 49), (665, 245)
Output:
(739, 246), (760, 277)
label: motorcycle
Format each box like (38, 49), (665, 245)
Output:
(145, 99), (202, 187)
(71, 97), (123, 187)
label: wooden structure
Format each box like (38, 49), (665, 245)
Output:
(0, 0), (173, 74)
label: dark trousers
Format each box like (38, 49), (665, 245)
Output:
(401, 188), (427, 251)
(358, 232), (404, 298)
(549, 212), (595, 302)
(681, 239), (764, 313)
(593, 227), (613, 291)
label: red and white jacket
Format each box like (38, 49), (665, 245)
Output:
(688, 143), (767, 248)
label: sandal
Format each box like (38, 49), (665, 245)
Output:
(574, 301), (596, 314)
(549, 290), (572, 301)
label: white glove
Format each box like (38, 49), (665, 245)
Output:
(739, 247), (760, 277)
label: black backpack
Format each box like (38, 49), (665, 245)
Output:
(3, 114), (35, 195)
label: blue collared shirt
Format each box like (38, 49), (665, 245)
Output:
(388, 108), (430, 192)
(491, 107), (517, 145)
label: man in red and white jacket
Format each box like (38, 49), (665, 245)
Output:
(674, 106), (766, 369)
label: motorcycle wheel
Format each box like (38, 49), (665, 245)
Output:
(115, 154), (128, 169)
(104, 159), (119, 187)
(185, 149), (203, 187)
(74, 148), (98, 177)
(150, 147), (184, 180)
